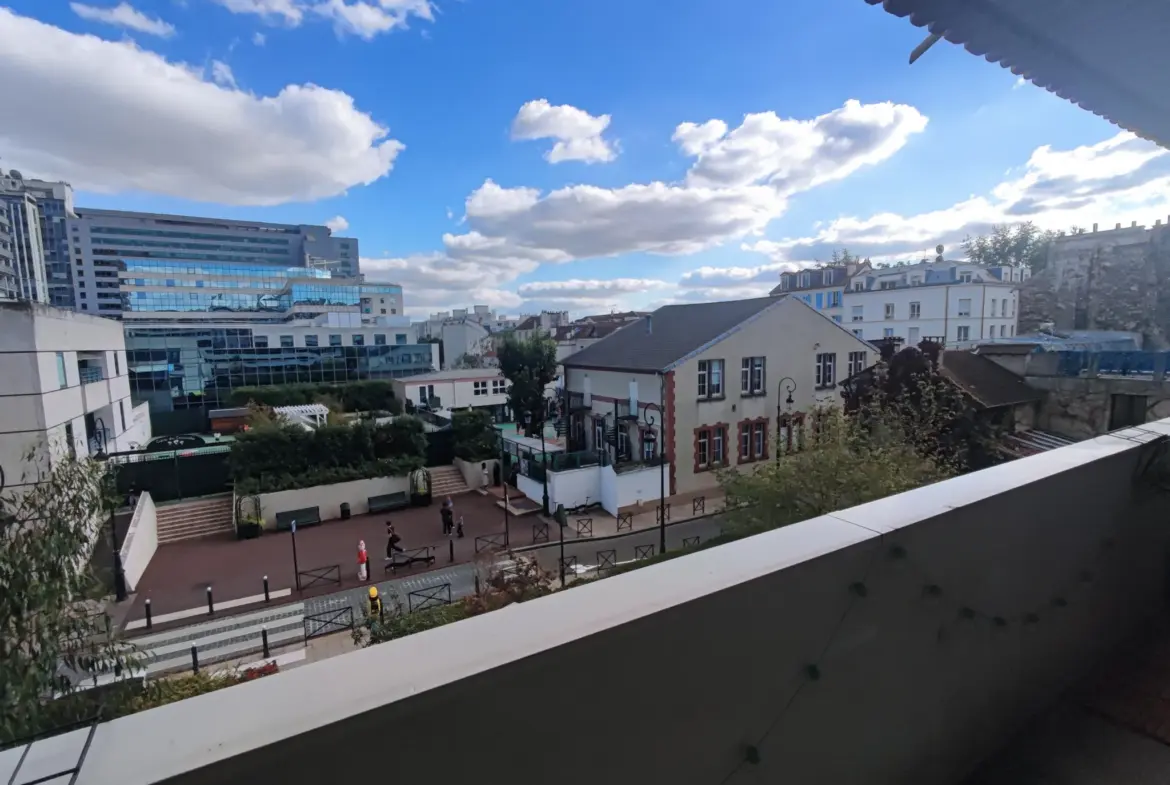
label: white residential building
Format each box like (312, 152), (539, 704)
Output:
(558, 295), (876, 506)
(0, 301), (151, 492)
(772, 258), (1027, 348)
(391, 368), (511, 420)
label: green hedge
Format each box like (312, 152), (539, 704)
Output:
(227, 381), (403, 414)
(229, 418), (426, 494)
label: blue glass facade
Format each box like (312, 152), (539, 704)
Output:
(126, 327), (433, 415)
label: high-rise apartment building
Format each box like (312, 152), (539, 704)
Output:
(0, 208), (16, 300)
(0, 170), (75, 307)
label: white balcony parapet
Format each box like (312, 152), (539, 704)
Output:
(14, 422), (1170, 785)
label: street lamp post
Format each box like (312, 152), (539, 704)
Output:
(776, 377), (796, 463)
(498, 430), (510, 548)
(642, 402), (666, 555)
(290, 519), (301, 591)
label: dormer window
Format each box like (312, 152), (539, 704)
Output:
(799, 271), (811, 288)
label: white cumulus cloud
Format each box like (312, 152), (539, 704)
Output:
(0, 8), (404, 206)
(213, 0), (303, 25)
(252, 31), (267, 45)
(209, 60), (236, 88)
(70, 2), (175, 37)
(325, 215), (350, 232)
(214, 0), (433, 39)
(511, 99), (618, 164)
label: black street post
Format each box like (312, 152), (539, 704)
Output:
(775, 377), (796, 463)
(539, 419), (550, 516)
(290, 519), (301, 591)
(109, 506), (127, 602)
(558, 508), (566, 588)
(499, 430), (510, 548)
(643, 401), (665, 555)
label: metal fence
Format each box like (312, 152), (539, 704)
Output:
(104, 447), (232, 503)
(532, 522), (549, 543)
(385, 546), (436, 573)
(408, 583), (452, 613)
(303, 606), (355, 640)
(692, 496), (705, 515)
(297, 564), (341, 592)
(575, 518), (593, 537)
(475, 532), (507, 553)
(635, 544), (655, 560)
(616, 511), (633, 532)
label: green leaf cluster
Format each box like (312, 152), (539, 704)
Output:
(227, 381), (403, 414)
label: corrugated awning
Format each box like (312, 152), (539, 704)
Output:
(865, 0), (1170, 148)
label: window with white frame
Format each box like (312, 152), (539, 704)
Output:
(879, 281), (897, 290)
(697, 429), (710, 467)
(852, 281), (865, 292)
(909, 301), (921, 319)
(617, 426), (629, 458)
(712, 426), (725, 465)
(799, 271), (810, 287)
(1002, 299), (1008, 317)
(884, 303), (894, 319)
(815, 352), (836, 387)
(957, 298), (972, 317)
(827, 291), (842, 307)
(908, 327), (920, 344)
(988, 325), (995, 339)
(957, 325), (970, 341)
(741, 357), (765, 395)
(753, 422), (766, 459)
(959, 272), (973, 283)
(491, 378), (507, 395)
(1000, 324), (1006, 337)
(698, 359), (724, 398)
(473, 380), (488, 396)
(594, 418), (605, 450)
(417, 386), (427, 403)
(851, 305), (863, 322)
(883, 328), (894, 337)
(740, 424), (751, 461)
(847, 350), (867, 377)
(991, 298), (997, 316)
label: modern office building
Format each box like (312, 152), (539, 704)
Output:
(0, 170), (76, 307)
(0, 301), (151, 492)
(67, 209), (362, 317)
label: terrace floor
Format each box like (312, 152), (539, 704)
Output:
(127, 491), (510, 625)
(966, 618), (1170, 784)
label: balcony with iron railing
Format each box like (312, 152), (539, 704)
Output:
(15, 421), (1170, 785)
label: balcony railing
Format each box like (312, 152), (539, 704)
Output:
(18, 421), (1170, 785)
(79, 366), (104, 384)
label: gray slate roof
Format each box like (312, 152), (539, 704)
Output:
(561, 295), (784, 372)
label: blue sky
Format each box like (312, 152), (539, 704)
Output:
(2, 0), (1168, 316)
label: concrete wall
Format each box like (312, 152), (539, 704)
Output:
(256, 476), (411, 528)
(120, 491), (157, 593)
(66, 422), (1170, 785)
(453, 457), (498, 490)
(603, 463), (667, 512)
(548, 466), (599, 511)
(1029, 374), (1170, 438)
(515, 472), (543, 507)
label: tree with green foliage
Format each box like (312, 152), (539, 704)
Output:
(497, 334), (558, 437)
(0, 448), (139, 743)
(451, 409), (498, 461)
(962, 222), (1086, 273)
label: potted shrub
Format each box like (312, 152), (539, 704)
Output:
(236, 515), (264, 540)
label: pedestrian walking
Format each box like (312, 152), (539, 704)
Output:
(357, 540), (369, 582)
(385, 521), (403, 561)
(440, 503), (453, 536)
(481, 462), (491, 488)
(456, 515), (465, 539)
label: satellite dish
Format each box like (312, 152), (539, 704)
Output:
(8, 170), (23, 180)
(935, 244), (944, 255)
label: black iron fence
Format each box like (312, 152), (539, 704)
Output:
(616, 511), (633, 532)
(385, 546), (436, 573)
(656, 504), (671, 524)
(635, 544), (655, 560)
(408, 583), (452, 612)
(297, 564), (341, 592)
(104, 447), (231, 503)
(692, 496), (705, 515)
(683, 536), (700, 548)
(475, 532), (507, 553)
(303, 606), (354, 640)
(532, 522), (549, 543)
(596, 549), (617, 573)
(559, 555), (578, 576)
(575, 518), (593, 537)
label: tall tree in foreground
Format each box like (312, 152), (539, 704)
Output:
(0, 448), (138, 743)
(497, 334), (558, 437)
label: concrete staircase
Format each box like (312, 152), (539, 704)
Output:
(156, 495), (235, 544)
(431, 465), (471, 497)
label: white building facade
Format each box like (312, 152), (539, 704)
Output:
(0, 170), (75, 307)
(0, 302), (151, 492)
(391, 368), (510, 419)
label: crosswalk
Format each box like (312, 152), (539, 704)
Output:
(128, 602), (306, 676)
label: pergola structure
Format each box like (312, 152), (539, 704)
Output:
(865, 0), (1170, 149)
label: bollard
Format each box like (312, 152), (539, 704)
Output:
(474, 575), (481, 597)
(206, 586), (214, 616)
(449, 539), (455, 564)
(261, 627), (270, 659)
(144, 598), (153, 630)
(263, 575), (270, 603)
(191, 645), (199, 674)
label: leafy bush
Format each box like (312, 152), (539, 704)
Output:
(227, 381), (403, 415)
(229, 418), (427, 494)
(451, 409), (498, 461)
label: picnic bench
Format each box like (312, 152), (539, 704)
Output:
(368, 492), (409, 514)
(275, 506), (321, 531)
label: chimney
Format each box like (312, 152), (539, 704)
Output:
(646, 315), (653, 335)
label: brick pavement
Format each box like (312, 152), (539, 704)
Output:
(129, 491), (509, 623)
